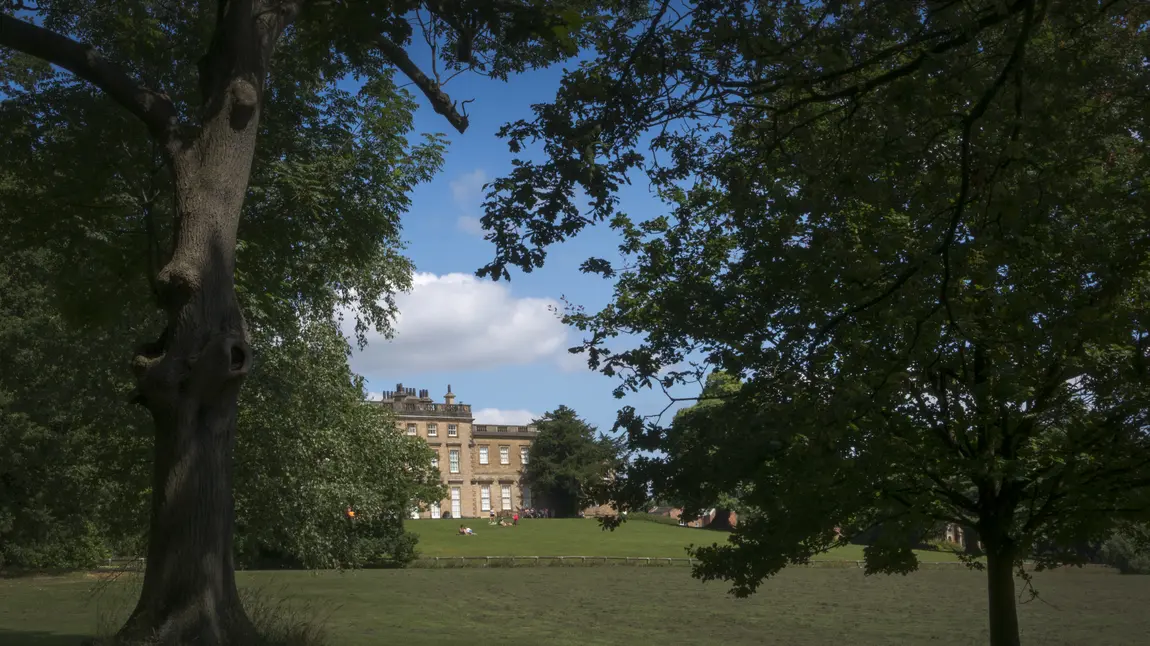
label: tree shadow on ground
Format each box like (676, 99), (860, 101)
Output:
(0, 629), (90, 645)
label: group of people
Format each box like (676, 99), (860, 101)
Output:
(458, 507), (558, 536)
(488, 510), (520, 526)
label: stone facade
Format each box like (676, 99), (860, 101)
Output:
(371, 384), (537, 519)
(943, 522), (967, 548)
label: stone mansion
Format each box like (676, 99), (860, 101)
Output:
(371, 384), (536, 519)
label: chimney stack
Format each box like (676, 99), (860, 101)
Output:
(444, 384), (455, 405)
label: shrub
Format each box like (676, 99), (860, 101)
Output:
(627, 512), (683, 527)
(1100, 527), (1150, 575)
(923, 539), (964, 554)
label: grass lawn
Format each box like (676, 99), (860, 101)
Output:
(2, 567), (1149, 645)
(408, 518), (961, 562)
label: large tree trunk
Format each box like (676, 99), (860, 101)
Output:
(2, 2), (303, 644)
(985, 542), (1021, 646)
(117, 76), (264, 645)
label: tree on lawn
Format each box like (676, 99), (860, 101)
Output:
(234, 320), (445, 570)
(636, 372), (752, 528)
(475, 2), (1150, 645)
(522, 406), (621, 517)
(0, 1), (596, 642)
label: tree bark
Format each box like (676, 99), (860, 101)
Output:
(117, 81), (262, 642)
(112, 1), (292, 637)
(985, 542), (1021, 646)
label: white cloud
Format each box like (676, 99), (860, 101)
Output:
(450, 169), (488, 206)
(345, 272), (585, 375)
(450, 169), (489, 237)
(472, 408), (540, 425)
(365, 391), (384, 401)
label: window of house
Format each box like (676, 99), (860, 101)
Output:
(430, 455), (439, 470)
(449, 449), (460, 474)
(406, 423), (417, 436)
(522, 485), (532, 508)
(480, 485), (491, 512)
(479, 446), (489, 465)
(501, 485), (512, 511)
(520, 446), (529, 465)
(499, 446), (510, 465)
(427, 423), (438, 437)
(447, 424), (458, 437)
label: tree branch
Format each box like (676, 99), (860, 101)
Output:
(376, 34), (469, 134)
(0, 13), (179, 144)
(938, 0), (1038, 341)
(732, 0), (1035, 114)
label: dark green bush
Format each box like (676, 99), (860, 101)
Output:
(627, 512), (683, 527)
(1100, 527), (1150, 575)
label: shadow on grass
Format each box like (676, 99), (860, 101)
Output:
(0, 629), (89, 645)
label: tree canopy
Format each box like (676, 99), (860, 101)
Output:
(475, 2), (1150, 645)
(0, 247), (152, 569)
(522, 405), (621, 517)
(0, 246), (443, 573)
(0, 1), (606, 641)
(234, 320), (444, 570)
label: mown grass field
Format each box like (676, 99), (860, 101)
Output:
(3, 567), (1149, 645)
(406, 517), (962, 561)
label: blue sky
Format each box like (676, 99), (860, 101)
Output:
(346, 56), (694, 435)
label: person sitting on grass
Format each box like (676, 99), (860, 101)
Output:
(459, 525), (476, 536)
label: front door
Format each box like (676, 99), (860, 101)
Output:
(430, 502), (441, 519)
(451, 487), (461, 518)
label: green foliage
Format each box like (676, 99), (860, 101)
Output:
(0, 248), (445, 571)
(0, 249), (152, 570)
(640, 372), (757, 524)
(480, 1), (1150, 640)
(0, 1), (472, 571)
(522, 406), (622, 517)
(1100, 525), (1150, 575)
(0, 35), (443, 344)
(235, 321), (444, 570)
